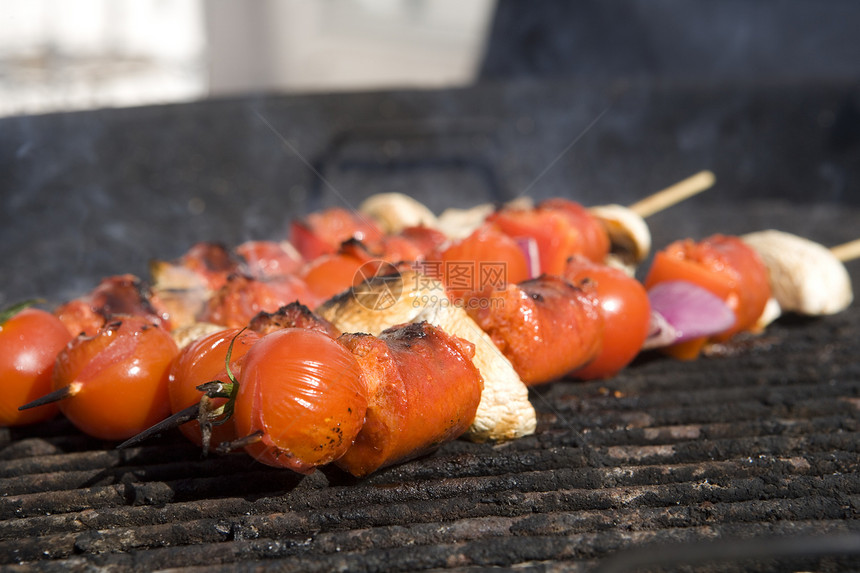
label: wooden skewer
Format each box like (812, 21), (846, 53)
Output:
(628, 170), (716, 218)
(830, 238), (860, 263)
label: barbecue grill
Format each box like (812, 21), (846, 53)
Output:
(2, 76), (859, 571)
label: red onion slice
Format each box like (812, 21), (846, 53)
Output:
(645, 280), (736, 348)
(515, 237), (541, 279)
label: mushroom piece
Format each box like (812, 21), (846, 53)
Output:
(589, 203), (652, 267)
(436, 203), (496, 241)
(170, 322), (226, 349)
(316, 270), (537, 442)
(742, 230), (853, 317)
(359, 192), (438, 234)
(436, 197), (534, 241)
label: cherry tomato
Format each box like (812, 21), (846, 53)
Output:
(155, 242), (239, 292)
(201, 274), (318, 328)
(236, 240), (304, 279)
(360, 226), (448, 265)
(644, 234), (771, 359)
(168, 327), (261, 446)
(0, 306), (73, 426)
(248, 301), (341, 338)
(233, 328), (368, 474)
(431, 223), (531, 302)
(290, 207), (384, 261)
(396, 226), (449, 257)
(487, 201), (604, 276)
(540, 198), (610, 263)
(564, 256), (651, 379)
(51, 315), (180, 440)
(301, 240), (379, 302)
(54, 274), (170, 337)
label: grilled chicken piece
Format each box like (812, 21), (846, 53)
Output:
(316, 270), (536, 442)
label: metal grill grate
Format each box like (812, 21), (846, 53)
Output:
(2, 306), (858, 572)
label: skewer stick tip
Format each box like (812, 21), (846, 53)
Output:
(829, 238), (860, 263)
(18, 382), (81, 411)
(629, 170), (716, 218)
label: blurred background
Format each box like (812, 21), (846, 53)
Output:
(0, 0), (496, 117)
(3, 0), (859, 117)
(2, 0), (859, 305)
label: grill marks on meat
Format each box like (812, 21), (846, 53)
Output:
(464, 275), (604, 385)
(337, 322), (483, 477)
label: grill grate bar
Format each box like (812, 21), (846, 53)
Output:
(2, 452), (854, 543)
(35, 520), (860, 572)
(2, 429), (857, 522)
(3, 469), (857, 563)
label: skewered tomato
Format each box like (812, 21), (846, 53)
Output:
(487, 199), (609, 275)
(233, 328), (368, 474)
(236, 240), (304, 279)
(54, 274), (170, 337)
(432, 223), (531, 302)
(644, 234), (771, 359)
(541, 198), (611, 263)
(49, 315), (180, 440)
(200, 274), (318, 328)
(168, 327), (261, 446)
(290, 207), (384, 261)
(301, 239), (379, 302)
(0, 305), (73, 427)
(563, 256), (651, 379)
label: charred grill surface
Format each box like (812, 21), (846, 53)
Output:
(2, 305), (858, 572)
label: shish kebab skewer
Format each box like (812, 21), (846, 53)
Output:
(6, 173), (852, 478)
(360, 170), (716, 270)
(141, 172), (716, 444)
(17, 172), (709, 446)
(639, 230), (856, 356)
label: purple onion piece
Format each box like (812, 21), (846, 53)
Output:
(646, 280), (736, 346)
(641, 310), (678, 350)
(514, 237), (541, 279)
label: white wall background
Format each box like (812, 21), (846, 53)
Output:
(0, 0), (496, 117)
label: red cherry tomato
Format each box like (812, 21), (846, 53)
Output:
(290, 208), (383, 261)
(301, 240), (379, 302)
(51, 315), (180, 440)
(233, 328), (368, 474)
(236, 240), (304, 279)
(0, 306), (73, 426)
(168, 328), (261, 446)
(396, 226), (449, 257)
(54, 274), (171, 337)
(541, 199), (610, 263)
(201, 274), (318, 328)
(644, 234), (772, 359)
(432, 223), (531, 302)
(159, 242), (239, 292)
(487, 200), (608, 275)
(564, 256), (651, 379)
